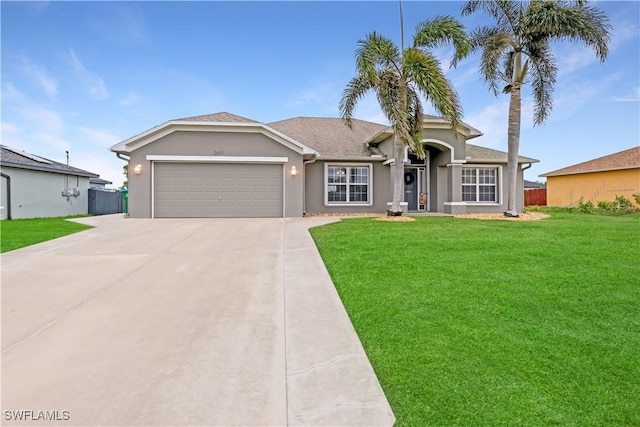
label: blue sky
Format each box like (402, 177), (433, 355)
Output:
(2, 1), (638, 187)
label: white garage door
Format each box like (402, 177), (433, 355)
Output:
(154, 163), (283, 218)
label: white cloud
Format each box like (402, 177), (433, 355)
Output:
(76, 127), (121, 147)
(31, 132), (72, 153)
(464, 100), (509, 148)
(18, 56), (58, 98)
(1, 83), (24, 101)
(610, 18), (639, 51)
(285, 82), (339, 109)
(557, 46), (602, 77)
(19, 106), (66, 135)
(611, 86), (640, 102)
(1, 121), (22, 134)
(70, 151), (127, 188)
(69, 49), (110, 100)
(119, 93), (140, 106)
(550, 71), (622, 121)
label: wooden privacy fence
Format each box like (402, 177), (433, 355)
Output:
(88, 189), (124, 215)
(524, 188), (547, 206)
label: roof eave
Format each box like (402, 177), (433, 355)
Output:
(0, 162), (99, 178)
(316, 155), (388, 162)
(110, 121), (317, 156)
(540, 164), (639, 177)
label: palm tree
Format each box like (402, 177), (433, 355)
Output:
(339, 15), (469, 215)
(462, 0), (611, 216)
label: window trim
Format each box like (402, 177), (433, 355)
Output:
(461, 165), (502, 204)
(324, 163), (373, 206)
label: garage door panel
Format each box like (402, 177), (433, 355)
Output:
(154, 163), (283, 218)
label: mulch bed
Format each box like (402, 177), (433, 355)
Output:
(454, 212), (550, 221)
(305, 212), (549, 222)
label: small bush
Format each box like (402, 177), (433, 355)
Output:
(578, 198), (595, 214)
(597, 200), (618, 212)
(633, 193), (640, 206)
(570, 197), (638, 216)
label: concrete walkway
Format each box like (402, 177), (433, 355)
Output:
(1, 215), (394, 426)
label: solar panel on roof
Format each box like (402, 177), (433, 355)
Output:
(2, 146), (53, 164)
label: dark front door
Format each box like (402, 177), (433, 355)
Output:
(404, 168), (418, 211)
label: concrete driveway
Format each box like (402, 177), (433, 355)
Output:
(1, 215), (394, 426)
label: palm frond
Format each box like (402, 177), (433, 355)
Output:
(339, 76), (374, 128)
(471, 28), (514, 96)
(523, 1), (611, 61)
(374, 70), (411, 143)
(355, 32), (402, 80)
(525, 44), (557, 125)
(413, 15), (470, 67)
(462, 0), (519, 34)
(403, 48), (463, 128)
(407, 89), (426, 158)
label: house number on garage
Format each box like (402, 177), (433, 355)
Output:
(212, 150), (225, 156)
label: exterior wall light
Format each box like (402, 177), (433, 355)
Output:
(290, 165), (297, 176)
(133, 164), (142, 175)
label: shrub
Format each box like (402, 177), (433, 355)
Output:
(633, 193), (640, 206)
(578, 198), (595, 214)
(615, 195), (633, 209)
(597, 200), (618, 212)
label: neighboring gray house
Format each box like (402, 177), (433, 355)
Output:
(1, 145), (99, 220)
(90, 177), (113, 189)
(110, 112), (538, 218)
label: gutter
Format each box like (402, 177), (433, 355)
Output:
(1, 172), (11, 220)
(116, 152), (130, 163)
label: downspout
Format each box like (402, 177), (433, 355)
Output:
(303, 154), (318, 215)
(116, 152), (130, 186)
(520, 162), (532, 211)
(1, 172), (11, 220)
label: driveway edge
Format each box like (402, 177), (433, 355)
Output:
(284, 218), (396, 426)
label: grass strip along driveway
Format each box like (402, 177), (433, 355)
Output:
(310, 213), (640, 426)
(1, 216), (92, 253)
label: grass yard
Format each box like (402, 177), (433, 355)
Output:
(310, 212), (640, 426)
(1, 216), (93, 253)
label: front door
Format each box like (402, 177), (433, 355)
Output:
(404, 168), (418, 211)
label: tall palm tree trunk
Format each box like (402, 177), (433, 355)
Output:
(505, 82), (521, 217)
(390, 137), (404, 214)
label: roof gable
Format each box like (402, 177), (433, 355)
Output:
(268, 117), (387, 158)
(174, 112), (258, 123)
(466, 144), (538, 164)
(540, 146), (640, 177)
(0, 145), (99, 177)
(110, 112), (315, 156)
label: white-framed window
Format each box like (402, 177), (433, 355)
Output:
(325, 163), (373, 205)
(462, 166), (499, 203)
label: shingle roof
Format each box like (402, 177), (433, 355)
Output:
(0, 145), (99, 177)
(90, 177), (113, 185)
(524, 180), (546, 189)
(466, 144), (539, 164)
(268, 117), (388, 157)
(540, 146), (640, 177)
(174, 112), (258, 123)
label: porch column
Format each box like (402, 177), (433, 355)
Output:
(444, 163), (466, 215)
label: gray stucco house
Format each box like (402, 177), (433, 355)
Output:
(110, 112), (538, 218)
(1, 145), (99, 220)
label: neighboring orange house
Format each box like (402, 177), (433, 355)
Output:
(540, 147), (640, 207)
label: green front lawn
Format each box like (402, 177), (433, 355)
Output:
(1, 216), (93, 253)
(310, 213), (640, 426)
